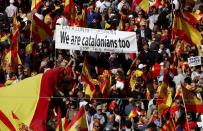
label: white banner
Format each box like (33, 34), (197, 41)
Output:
(55, 25), (138, 53)
(188, 56), (202, 67)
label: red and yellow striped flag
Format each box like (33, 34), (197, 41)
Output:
(98, 70), (111, 97)
(0, 33), (9, 43)
(157, 74), (172, 116)
(31, 0), (43, 11)
(178, 86), (203, 113)
(172, 14), (202, 54)
(160, 117), (176, 131)
(65, 106), (88, 131)
(128, 108), (138, 119)
(3, 30), (22, 72)
(31, 15), (53, 42)
(0, 67), (66, 130)
(12, 112), (30, 130)
(64, 0), (77, 26)
(81, 57), (95, 99)
(131, 0), (149, 12)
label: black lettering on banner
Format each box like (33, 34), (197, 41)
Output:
(126, 40), (130, 48)
(122, 40), (125, 48)
(110, 40), (114, 48)
(101, 39), (105, 47)
(114, 40), (117, 48)
(60, 31), (69, 44)
(91, 37), (94, 46)
(71, 35), (75, 45)
(77, 36), (81, 45)
(97, 38), (100, 47)
(85, 37), (88, 46)
(118, 38), (122, 48)
(88, 36), (91, 46)
(82, 37), (85, 46)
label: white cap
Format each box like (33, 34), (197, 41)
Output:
(160, 62), (164, 66)
(128, 14), (133, 18)
(138, 64), (144, 69)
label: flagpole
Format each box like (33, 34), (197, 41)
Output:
(30, 13), (33, 43)
(180, 85), (190, 130)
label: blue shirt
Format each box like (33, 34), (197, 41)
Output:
(87, 12), (99, 26)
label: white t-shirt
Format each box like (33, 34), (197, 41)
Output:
(116, 81), (124, 90)
(56, 17), (68, 26)
(96, 0), (103, 8)
(5, 4), (18, 17)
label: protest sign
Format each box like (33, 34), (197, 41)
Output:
(188, 56), (202, 67)
(55, 25), (138, 53)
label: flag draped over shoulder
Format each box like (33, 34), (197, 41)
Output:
(131, 0), (149, 12)
(31, 15), (53, 42)
(31, 0), (43, 11)
(172, 14), (202, 53)
(81, 57), (95, 99)
(0, 67), (66, 130)
(65, 106), (88, 131)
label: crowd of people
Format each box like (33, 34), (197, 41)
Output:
(0, 0), (203, 130)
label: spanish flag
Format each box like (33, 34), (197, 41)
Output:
(157, 74), (172, 116)
(31, 15), (53, 42)
(172, 14), (202, 54)
(183, 12), (200, 25)
(64, 0), (76, 26)
(81, 57), (95, 99)
(3, 37), (22, 72)
(179, 86), (203, 113)
(160, 117), (176, 131)
(131, 0), (149, 12)
(128, 108), (138, 118)
(0, 67), (66, 130)
(4, 49), (22, 72)
(12, 112), (30, 130)
(98, 70), (111, 97)
(65, 106), (88, 131)
(31, 0), (43, 11)
(11, 29), (19, 51)
(0, 33), (9, 44)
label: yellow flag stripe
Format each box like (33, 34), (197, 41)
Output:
(139, 0), (149, 12)
(0, 74), (43, 129)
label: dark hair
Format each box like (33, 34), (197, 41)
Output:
(184, 77), (192, 85)
(125, 120), (132, 128)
